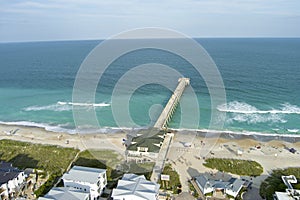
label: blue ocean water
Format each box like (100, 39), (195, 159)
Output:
(0, 39), (299, 135)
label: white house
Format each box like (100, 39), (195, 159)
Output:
(38, 187), (89, 200)
(62, 166), (107, 200)
(111, 173), (160, 200)
(273, 175), (300, 200)
(194, 175), (214, 195)
(225, 179), (245, 198)
(0, 161), (25, 199)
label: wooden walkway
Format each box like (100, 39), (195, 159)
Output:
(151, 78), (190, 183)
(154, 78), (190, 129)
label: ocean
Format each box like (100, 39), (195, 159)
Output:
(0, 38), (299, 135)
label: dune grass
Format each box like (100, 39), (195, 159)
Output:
(203, 158), (263, 176)
(159, 164), (181, 194)
(0, 139), (79, 197)
(0, 139), (79, 174)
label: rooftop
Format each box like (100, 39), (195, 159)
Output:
(38, 187), (89, 200)
(127, 130), (165, 153)
(111, 173), (160, 200)
(0, 161), (23, 185)
(195, 173), (245, 197)
(62, 166), (106, 183)
(274, 175), (300, 200)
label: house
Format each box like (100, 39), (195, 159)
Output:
(111, 173), (160, 200)
(225, 179), (245, 198)
(195, 173), (245, 199)
(62, 166), (107, 200)
(0, 161), (25, 199)
(273, 175), (300, 200)
(38, 187), (89, 200)
(274, 190), (300, 200)
(126, 129), (166, 163)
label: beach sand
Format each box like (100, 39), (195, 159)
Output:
(1, 124), (300, 197)
(167, 131), (300, 194)
(0, 124), (127, 153)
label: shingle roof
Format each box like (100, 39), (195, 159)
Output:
(62, 166), (106, 183)
(127, 130), (165, 153)
(195, 175), (208, 191)
(38, 187), (88, 200)
(227, 179), (244, 193)
(195, 173), (245, 196)
(111, 173), (160, 200)
(0, 161), (22, 185)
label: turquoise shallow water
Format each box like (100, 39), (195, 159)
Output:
(0, 39), (299, 135)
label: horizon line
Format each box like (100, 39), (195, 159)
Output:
(1, 36), (300, 44)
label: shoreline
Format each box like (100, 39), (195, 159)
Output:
(1, 121), (300, 140)
(1, 123), (300, 157)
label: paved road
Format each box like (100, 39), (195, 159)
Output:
(243, 187), (263, 200)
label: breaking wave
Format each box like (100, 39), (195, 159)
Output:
(226, 113), (287, 124)
(24, 104), (72, 112)
(217, 101), (300, 124)
(57, 101), (110, 107)
(217, 101), (300, 114)
(24, 101), (110, 112)
(0, 121), (77, 134)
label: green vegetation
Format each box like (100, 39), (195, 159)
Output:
(0, 139), (79, 174)
(188, 181), (199, 198)
(159, 164), (181, 194)
(126, 162), (154, 180)
(260, 167), (300, 200)
(229, 187), (247, 200)
(0, 141), (156, 197)
(0, 139), (79, 197)
(74, 149), (122, 181)
(203, 158), (263, 176)
(205, 192), (213, 197)
(75, 149), (122, 169)
(34, 174), (58, 197)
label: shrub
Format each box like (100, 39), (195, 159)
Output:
(203, 158), (263, 176)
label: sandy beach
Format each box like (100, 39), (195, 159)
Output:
(0, 124), (127, 153)
(1, 124), (300, 198)
(167, 131), (300, 194)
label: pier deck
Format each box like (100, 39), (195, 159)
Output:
(151, 78), (190, 182)
(154, 78), (190, 129)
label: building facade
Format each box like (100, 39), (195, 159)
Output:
(62, 166), (107, 200)
(0, 161), (25, 199)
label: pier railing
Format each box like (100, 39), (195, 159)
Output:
(154, 78), (190, 129)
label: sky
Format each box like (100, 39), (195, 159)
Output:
(0, 0), (300, 42)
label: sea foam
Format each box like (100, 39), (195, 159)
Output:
(24, 101), (110, 112)
(217, 101), (300, 124)
(217, 101), (300, 114)
(0, 121), (77, 134)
